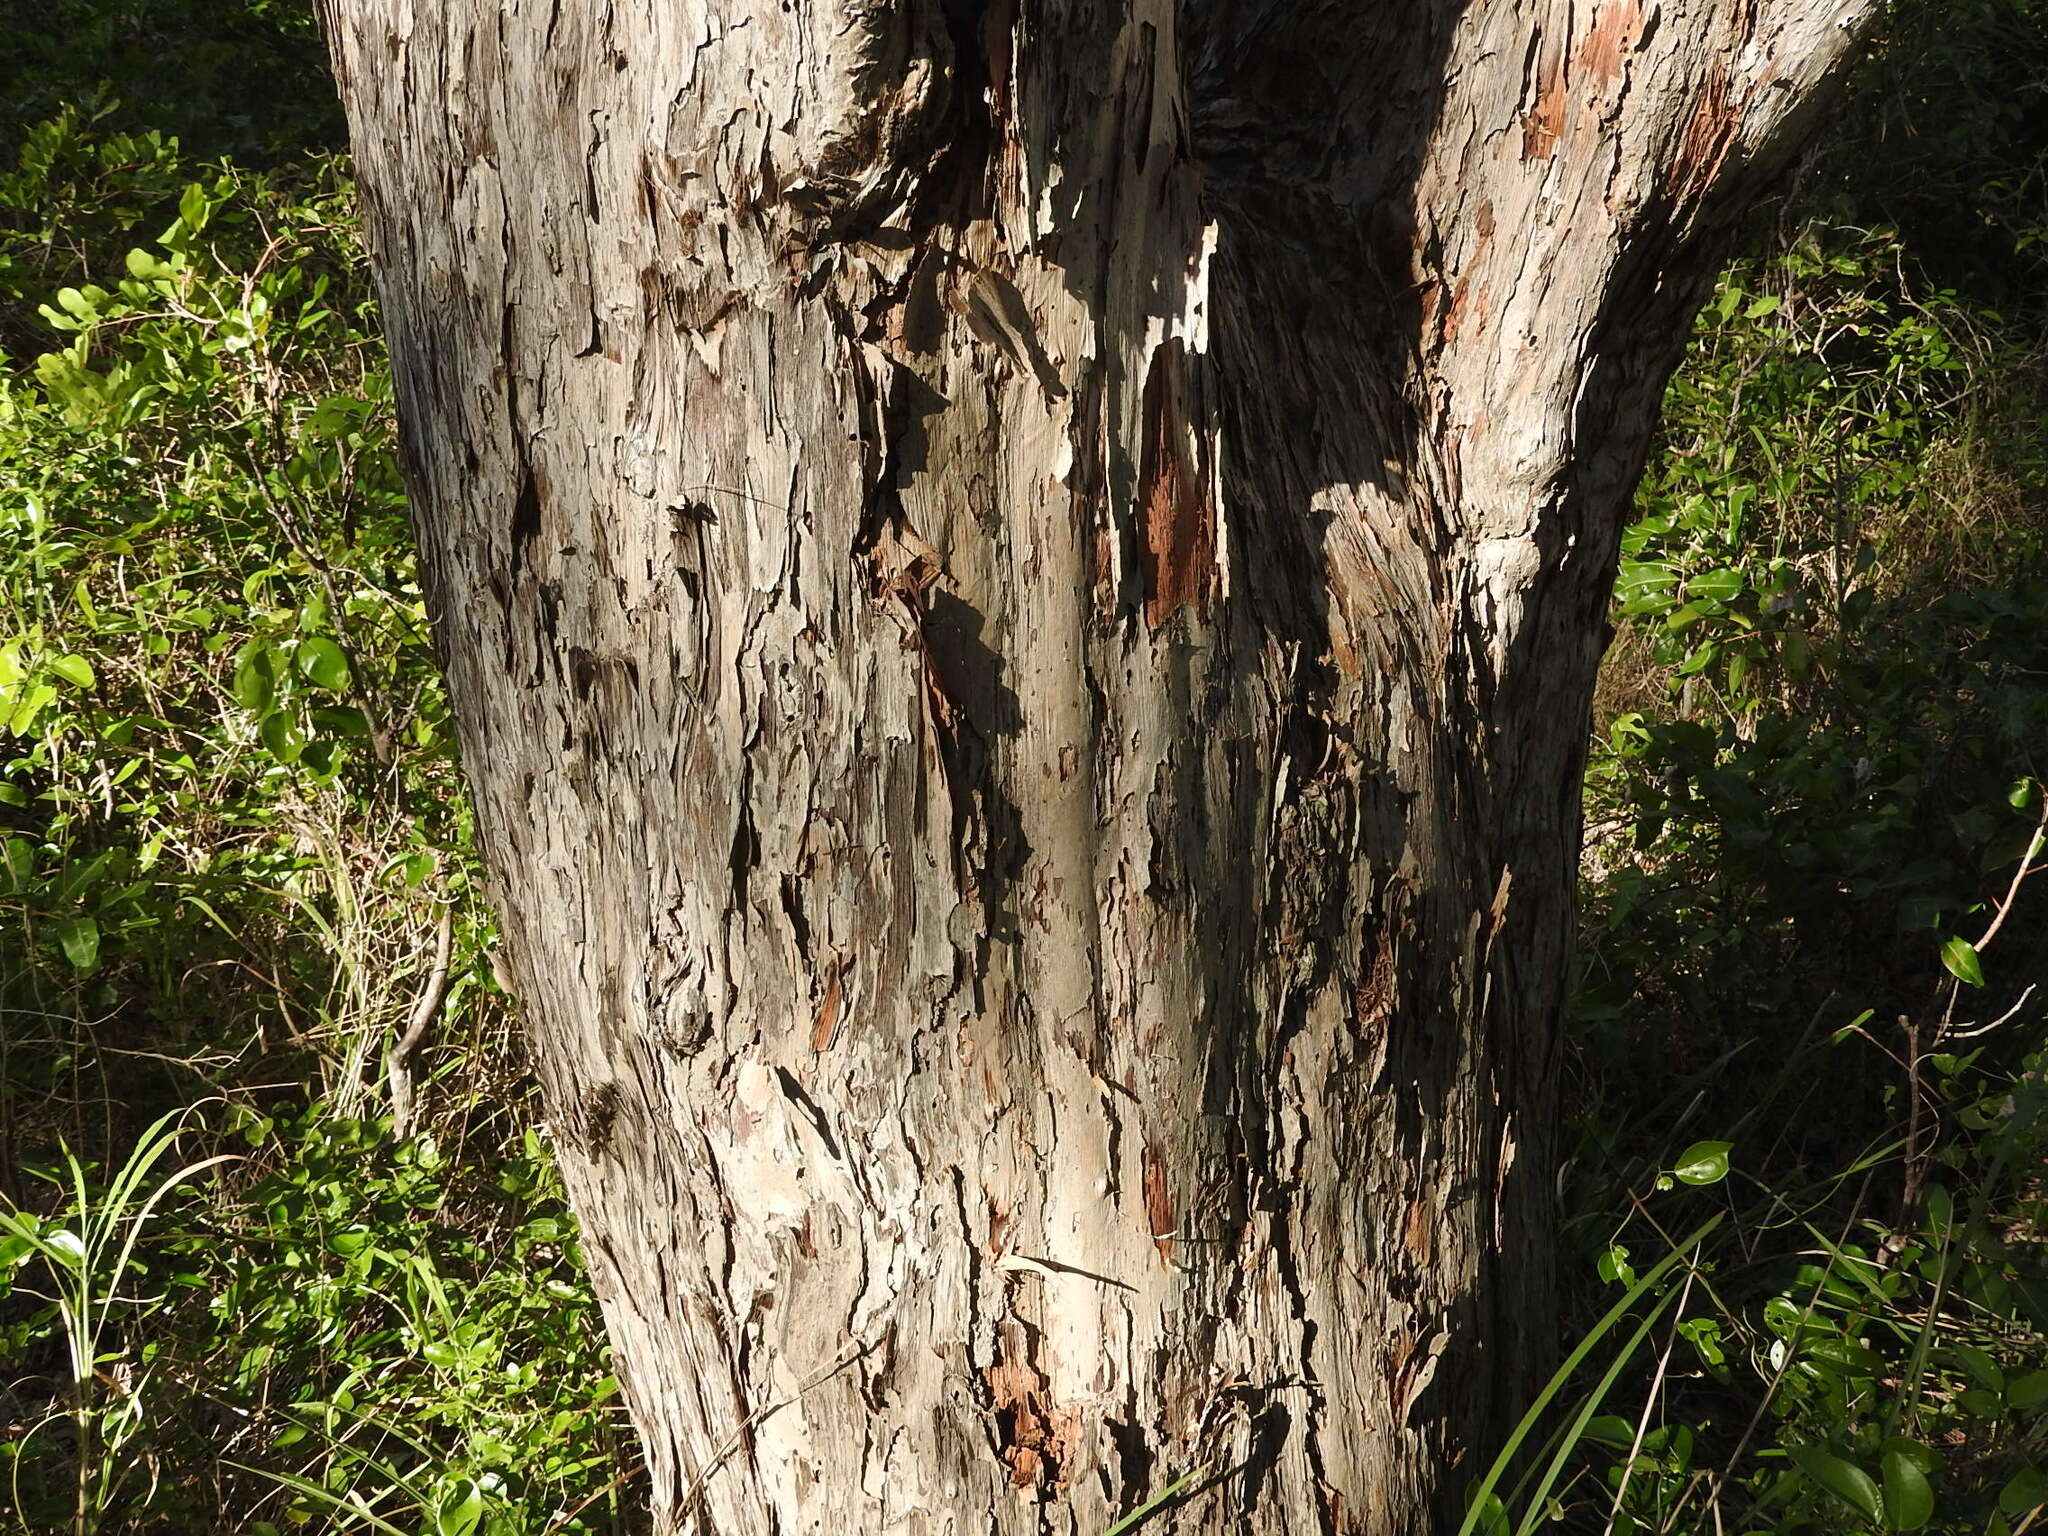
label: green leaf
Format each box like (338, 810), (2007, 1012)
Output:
(1959, 1387), (2004, 1417)
(52, 915), (101, 973)
(309, 705), (369, 738)
(2001, 1467), (2046, 1516)
(1949, 1344), (2005, 1393)
(1675, 641), (1719, 677)
(232, 644), (276, 714)
(1787, 1445), (1882, 1523)
(1689, 568), (1744, 602)
(1923, 1184), (1954, 1235)
(295, 637), (351, 692)
(1583, 1415), (1637, 1449)
(1672, 1140), (1733, 1187)
(1597, 1244), (1636, 1286)
(8, 682), (58, 735)
(1806, 1336), (1885, 1376)
(2009, 1371), (2048, 1411)
(435, 1480), (486, 1536)
(47, 654), (94, 689)
(1881, 1444), (1935, 1532)
(259, 711), (304, 764)
(1744, 294), (1783, 319)
(1940, 937), (1984, 987)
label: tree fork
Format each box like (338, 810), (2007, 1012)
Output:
(318, 0), (1877, 1529)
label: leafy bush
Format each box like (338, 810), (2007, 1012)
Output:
(0, 110), (640, 1536)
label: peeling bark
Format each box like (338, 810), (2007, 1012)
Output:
(318, 1), (1878, 1530)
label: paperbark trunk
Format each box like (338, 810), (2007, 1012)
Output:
(319, 1), (1874, 1529)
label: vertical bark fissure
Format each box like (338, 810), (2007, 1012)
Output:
(320, 0), (1879, 1529)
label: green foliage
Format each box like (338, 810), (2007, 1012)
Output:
(0, 87), (640, 1536)
(1522, 11), (2048, 1524)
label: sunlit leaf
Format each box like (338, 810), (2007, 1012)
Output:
(1671, 1140), (1732, 1186)
(52, 915), (101, 973)
(295, 637), (351, 692)
(1940, 936), (1984, 987)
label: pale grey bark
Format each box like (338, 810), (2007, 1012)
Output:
(318, 1), (1878, 1530)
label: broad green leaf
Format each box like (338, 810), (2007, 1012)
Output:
(47, 654), (94, 688)
(435, 1480), (486, 1536)
(1941, 936), (1984, 987)
(295, 637), (351, 692)
(233, 644), (276, 713)
(1675, 641), (1718, 676)
(1881, 1445), (1934, 1531)
(8, 682), (57, 734)
(52, 915), (100, 973)
(1787, 1445), (1882, 1523)
(1598, 1244), (1636, 1285)
(2009, 1371), (2048, 1411)
(1882, 1438), (1940, 1477)
(1672, 1140), (1732, 1186)
(1806, 1336), (1884, 1375)
(259, 711), (304, 764)
(1689, 568), (1744, 601)
(2001, 1467), (2046, 1516)
(1924, 1184), (1954, 1234)
(310, 705), (369, 738)
(1583, 1415), (1637, 1449)
(1950, 1344), (2005, 1392)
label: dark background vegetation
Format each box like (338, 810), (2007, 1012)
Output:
(0, 4), (2044, 1533)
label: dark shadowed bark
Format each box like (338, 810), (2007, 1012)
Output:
(318, 1), (1876, 1529)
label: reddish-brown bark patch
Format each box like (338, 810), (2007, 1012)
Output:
(1521, 53), (1567, 160)
(986, 1338), (1081, 1493)
(1142, 1139), (1176, 1261)
(1136, 341), (1214, 627)
(1668, 74), (1740, 201)
(1576, 0), (1645, 87)
(809, 969), (843, 1052)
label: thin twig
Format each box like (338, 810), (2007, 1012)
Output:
(385, 902), (455, 1138)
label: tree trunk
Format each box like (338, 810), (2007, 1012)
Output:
(318, 1), (1874, 1530)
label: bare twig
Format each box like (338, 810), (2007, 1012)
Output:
(385, 901), (455, 1138)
